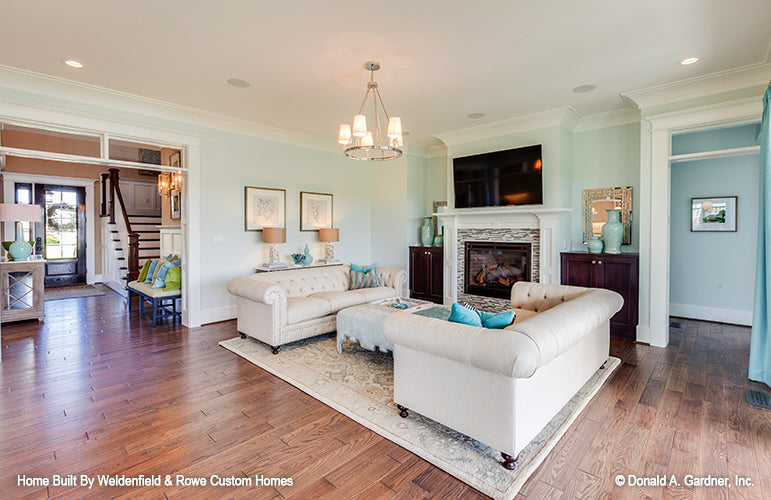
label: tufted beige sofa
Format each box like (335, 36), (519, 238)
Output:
(383, 281), (623, 469)
(227, 265), (406, 353)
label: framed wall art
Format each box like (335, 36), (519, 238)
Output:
(245, 186), (286, 231)
(300, 191), (333, 231)
(170, 188), (181, 220)
(691, 196), (737, 232)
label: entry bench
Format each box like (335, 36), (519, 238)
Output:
(127, 280), (181, 327)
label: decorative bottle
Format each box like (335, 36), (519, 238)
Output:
(601, 209), (624, 254)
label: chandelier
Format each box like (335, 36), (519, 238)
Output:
(157, 171), (182, 196)
(338, 62), (403, 161)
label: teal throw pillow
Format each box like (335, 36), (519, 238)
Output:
(349, 262), (380, 290)
(151, 261), (175, 289)
(143, 260), (158, 283)
(164, 266), (181, 291)
(479, 310), (516, 329)
(448, 303), (483, 327)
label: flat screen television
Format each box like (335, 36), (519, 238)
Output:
(452, 144), (543, 209)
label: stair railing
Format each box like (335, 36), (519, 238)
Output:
(108, 168), (141, 283)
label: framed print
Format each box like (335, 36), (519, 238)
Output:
(170, 151), (181, 168)
(691, 196), (737, 232)
(245, 186), (286, 231)
(170, 189), (181, 220)
(300, 191), (333, 231)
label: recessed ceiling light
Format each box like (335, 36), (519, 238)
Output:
(572, 84), (596, 93)
(680, 57), (699, 66)
(62, 59), (84, 69)
(467, 112), (485, 119)
(227, 78), (251, 88)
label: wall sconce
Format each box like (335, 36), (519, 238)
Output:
(318, 228), (339, 263)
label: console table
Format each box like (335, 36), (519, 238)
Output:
(0, 260), (45, 324)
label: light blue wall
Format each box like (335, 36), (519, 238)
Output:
(669, 153), (759, 318)
(200, 131), (373, 316)
(571, 123), (641, 252)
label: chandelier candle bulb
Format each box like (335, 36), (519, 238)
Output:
(352, 115), (367, 137)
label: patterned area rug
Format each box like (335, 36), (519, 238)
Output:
(220, 334), (620, 500)
(44, 284), (109, 301)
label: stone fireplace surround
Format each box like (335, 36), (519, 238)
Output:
(436, 207), (569, 311)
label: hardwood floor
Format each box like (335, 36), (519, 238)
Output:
(1, 293), (769, 499)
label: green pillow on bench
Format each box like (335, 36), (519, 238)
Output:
(164, 266), (181, 291)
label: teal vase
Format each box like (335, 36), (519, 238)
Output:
(420, 217), (434, 247)
(601, 209), (624, 254)
(587, 235), (604, 254)
(8, 223), (32, 261)
(301, 244), (313, 266)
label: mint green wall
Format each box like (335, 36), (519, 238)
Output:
(0, 79), (374, 323)
(571, 123), (641, 252)
(669, 154), (759, 316)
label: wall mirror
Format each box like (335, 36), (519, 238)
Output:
(582, 186), (632, 244)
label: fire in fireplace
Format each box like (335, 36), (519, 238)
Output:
(464, 241), (531, 299)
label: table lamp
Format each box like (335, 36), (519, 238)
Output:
(262, 227), (286, 268)
(0, 203), (42, 261)
(318, 228), (339, 263)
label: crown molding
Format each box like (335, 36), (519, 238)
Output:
(643, 96), (762, 132)
(0, 64), (345, 155)
(435, 106), (580, 146)
(573, 107), (641, 132)
(621, 62), (771, 112)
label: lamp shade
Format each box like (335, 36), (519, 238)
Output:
(352, 115), (367, 137)
(338, 124), (352, 145)
(361, 131), (374, 147)
(318, 228), (339, 242)
(387, 117), (402, 138)
(0, 203), (41, 222)
(262, 227), (286, 243)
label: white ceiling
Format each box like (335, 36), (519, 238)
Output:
(1, 1), (770, 147)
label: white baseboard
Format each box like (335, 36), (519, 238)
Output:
(103, 280), (127, 298)
(201, 305), (236, 325)
(669, 303), (752, 326)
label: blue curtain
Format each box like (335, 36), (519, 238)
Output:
(750, 86), (771, 388)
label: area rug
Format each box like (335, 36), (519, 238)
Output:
(220, 334), (620, 499)
(44, 284), (109, 301)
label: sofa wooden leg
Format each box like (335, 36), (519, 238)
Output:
(501, 452), (518, 470)
(600, 360), (607, 369)
(239, 332), (246, 339)
(271, 346), (281, 355)
(397, 404), (409, 418)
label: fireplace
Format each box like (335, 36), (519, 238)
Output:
(464, 241), (531, 299)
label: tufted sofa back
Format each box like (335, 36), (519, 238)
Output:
(510, 282), (588, 313)
(251, 265), (351, 297)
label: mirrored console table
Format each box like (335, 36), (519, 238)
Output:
(0, 260), (45, 324)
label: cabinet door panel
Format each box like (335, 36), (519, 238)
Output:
(429, 249), (444, 303)
(562, 257), (593, 287)
(409, 248), (430, 300)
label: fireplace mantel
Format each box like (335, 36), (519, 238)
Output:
(436, 206), (571, 305)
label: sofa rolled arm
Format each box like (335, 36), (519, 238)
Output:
(226, 275), (287, 306)
(383, 312), (541, 378)
(378, 267), (407, 294)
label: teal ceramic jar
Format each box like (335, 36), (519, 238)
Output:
(602, 209), (624, 254)
(587, 235), (604, 254)
(420, 217), (434, 247)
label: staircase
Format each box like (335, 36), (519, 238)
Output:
(108, 215), (161, 286)
(101, 169), (163, 297)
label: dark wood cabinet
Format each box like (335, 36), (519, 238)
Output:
(561, 252), (639, 339)
(409, 246), (443, 304)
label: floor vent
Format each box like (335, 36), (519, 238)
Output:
(747, 390), (771, 409)
(669, 321), (682, 328)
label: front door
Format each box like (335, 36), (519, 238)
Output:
(34, 184), (87, 287)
